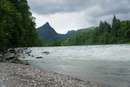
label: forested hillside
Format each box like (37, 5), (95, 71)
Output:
(37, 22), (95, 45)
(0, 0), (42, 49)
(64, 16), (130, 46)
(37, 22), (61, 43)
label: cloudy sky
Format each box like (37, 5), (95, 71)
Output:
(28, 0), (130, 34)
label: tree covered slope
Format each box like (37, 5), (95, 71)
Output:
(37, 22), (94, 44)
(64, 16), (130, 46)
(0, 0), (42, 49)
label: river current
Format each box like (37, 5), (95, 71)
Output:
(20, 44), (130, 87)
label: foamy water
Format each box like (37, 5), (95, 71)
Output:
(19, 44), (130, 87)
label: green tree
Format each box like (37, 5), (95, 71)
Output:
(110, 15), (121, 43)
(62, 15), (130, 46)
(0, 0), (42, 49)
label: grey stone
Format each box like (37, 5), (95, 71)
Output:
(4, 53), (15, 59)
(0, 54), (3, 59)
(8, 49), (16, 53)
(36, 57), (42, 59)
(42, 51), (49, 55)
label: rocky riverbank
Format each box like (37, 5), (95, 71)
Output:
(0, 48), (29, 64)
(0, 63), (102, 87)
(0, 48), (103, 87)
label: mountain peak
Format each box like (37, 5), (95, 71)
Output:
(43, 22), (50, 26)
(40, 22), (54, 30)
(45, 22), (49, 25)
(37, 22), (59, 43)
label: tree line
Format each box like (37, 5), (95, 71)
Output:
(46, 16), (130, 46)
(0, 0), (42, 49)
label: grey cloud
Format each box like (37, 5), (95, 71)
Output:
(85, 0), (130, 17)
(28, 0), (92, 14)
(28, 0), (130, 30)
(28, 0), (130, 18)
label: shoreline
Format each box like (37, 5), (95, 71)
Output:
(0, 63), (102, 87)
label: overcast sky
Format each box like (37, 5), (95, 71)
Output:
(28, 0), (130, 34)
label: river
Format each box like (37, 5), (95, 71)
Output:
(19, 44), (130, 87)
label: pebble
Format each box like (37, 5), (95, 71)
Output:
(0, 63), (102, 87)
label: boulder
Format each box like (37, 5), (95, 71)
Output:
(42, 51), (49, 55)
(25, 50), (32, 54)
(0, 54), (3, 58)
(0, 48), (29, 65)
(36, 57), (42, 59)
(22, 60), (29, 65)
(0, 54), (3, 62)
(4, 53), (15, 60)
(8, 49), (16, 53)
(10, 58), (23, 64)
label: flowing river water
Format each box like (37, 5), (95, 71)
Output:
(19, 44), (130, 87)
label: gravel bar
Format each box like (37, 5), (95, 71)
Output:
(0, 63), (102, 87)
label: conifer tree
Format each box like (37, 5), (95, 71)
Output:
(0, 0), (42, 49)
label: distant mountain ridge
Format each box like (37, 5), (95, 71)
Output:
(37, 22), (60, 43)
(37, 22), (95, 43)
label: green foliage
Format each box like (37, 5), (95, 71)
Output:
(62, 16), (130, 46)
(39, 15), (130, 46)
(0, 0), (42, 49)
(37, 22), (95, 44)
(44, 41), (63, 47)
